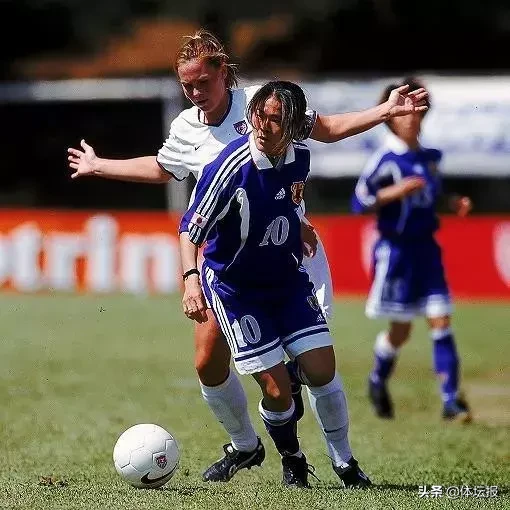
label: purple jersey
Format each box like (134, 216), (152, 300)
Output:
(180, 133), (311, 290)
(352, 133), (442, 239)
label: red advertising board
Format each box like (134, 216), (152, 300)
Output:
(0, 210), (508, 299)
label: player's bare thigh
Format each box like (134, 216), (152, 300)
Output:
(194, 308), (231, 386)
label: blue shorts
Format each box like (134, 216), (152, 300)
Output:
(202, 265), (332, 375)
(366, 237), (452, 321)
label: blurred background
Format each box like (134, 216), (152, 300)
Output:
(0, 0), (509, 297)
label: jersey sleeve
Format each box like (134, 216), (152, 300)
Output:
(179, 158), (236, 246)
(351, 154), (400, 213)
(156, 118), (192, 181)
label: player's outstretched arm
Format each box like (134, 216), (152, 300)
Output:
(375, 176), (426, 207)
(67, 139), (171, 183)
(310, 85), (429, 143)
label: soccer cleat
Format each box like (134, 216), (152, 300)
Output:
(442, 396), (472, 423)
(285, 361), (305, 421)
(202, 437), (265, 482)
(333, 457), (372, 488)
(281, 454), (315, 488)
(368, 378), (394, 419)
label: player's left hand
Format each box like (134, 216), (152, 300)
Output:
(301, 221), (318, 257)
(452, 196), (473, 217)
(386, 85), (429, 118)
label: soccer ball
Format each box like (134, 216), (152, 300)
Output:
(113, 423), (180, 489)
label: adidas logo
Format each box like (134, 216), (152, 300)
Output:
(275, 188), (286, 200)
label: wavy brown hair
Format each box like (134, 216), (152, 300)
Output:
(174, 29), (238, 89)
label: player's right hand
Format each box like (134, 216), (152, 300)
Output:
(67, 139), (98, 178)
(400, 176), (426, 196)
(182, 278), (208, 323)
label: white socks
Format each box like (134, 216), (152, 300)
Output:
(307, 374), (352, 468)
(200, 370), (259, 452)
(374, 331), (398, 359)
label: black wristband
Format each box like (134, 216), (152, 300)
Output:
(182, 268), (200, 281)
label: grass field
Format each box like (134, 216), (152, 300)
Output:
(1, 294), (509, 509)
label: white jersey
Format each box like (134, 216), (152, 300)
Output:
(157, 86), (261, 182)
(157, 85), (333, 317)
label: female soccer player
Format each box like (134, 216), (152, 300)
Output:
(351, 77), (472, 423)
(180, 80), (374, 488)
(67, 30), (429, 481)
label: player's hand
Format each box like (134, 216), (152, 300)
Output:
(386, 84), (429, 118)
(67, 139), (98, 178)
(450, 196), (473, 217)
(399, 176), (426, 197)
(301, 221), (318, 257)
(182, 277), (208, 323)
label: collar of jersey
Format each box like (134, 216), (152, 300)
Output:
(249, 133), (296, 170)
(384, 131), (422, 155)
(197, 90), (233, 127)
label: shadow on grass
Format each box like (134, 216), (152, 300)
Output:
(316, 483), (420, 492)
(161, 485), (234, 496)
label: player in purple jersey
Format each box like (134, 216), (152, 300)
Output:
(351, 77), (473, 423)
(68, 30), (429, 482)
(180, 81), (372, 488)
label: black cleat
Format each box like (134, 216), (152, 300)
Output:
(285, 361), (305, 421)
(333, 457), (372, 488)
(442, 395), (472, 423)
(282, 454), (315, 488)
(368, 378), (394, 419)
(202, 437), (265, 482)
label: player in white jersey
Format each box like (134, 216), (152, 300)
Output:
(67, 30), (429, 482)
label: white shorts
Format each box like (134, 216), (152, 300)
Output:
(301, 237), (334, 319)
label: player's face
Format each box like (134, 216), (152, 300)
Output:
(178, 58), (228, 120)
(251, 95), (284, 157)
(391, 111), (424, 141)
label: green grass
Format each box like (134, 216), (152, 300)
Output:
(1, 294), (509, 509)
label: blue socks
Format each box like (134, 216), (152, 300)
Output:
(370, 332), (398, 387)
(431, 328), (459, 403)
(258, 400), (300, 456)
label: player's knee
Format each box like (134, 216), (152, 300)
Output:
(296, 346), (336, 386)
(304, 369), (335, 387)
(427, 315), (451, 330)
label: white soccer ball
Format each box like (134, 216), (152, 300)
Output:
(113, 423), (180, 489)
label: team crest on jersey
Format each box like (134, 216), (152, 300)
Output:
(155, 455), (167, 469)
(233, 120), (248, 135)
(307, 295), (320, 312)
(291, 181), (305, 205)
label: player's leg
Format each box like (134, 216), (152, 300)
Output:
(419, 238), (471, 423)
(288, 235), (334, 421)
(368, 321), (412, 418)
(281, 284), (371, 488)
(198, 271), (264, 482)
(365, 239), (417, 418)
(252, 364), (312, 488)
(204, 272), (313, 488)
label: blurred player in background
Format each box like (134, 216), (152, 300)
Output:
(67, 30), (429, 482)
(180, 81), (372, 488)
(351, 77), (473, 423)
